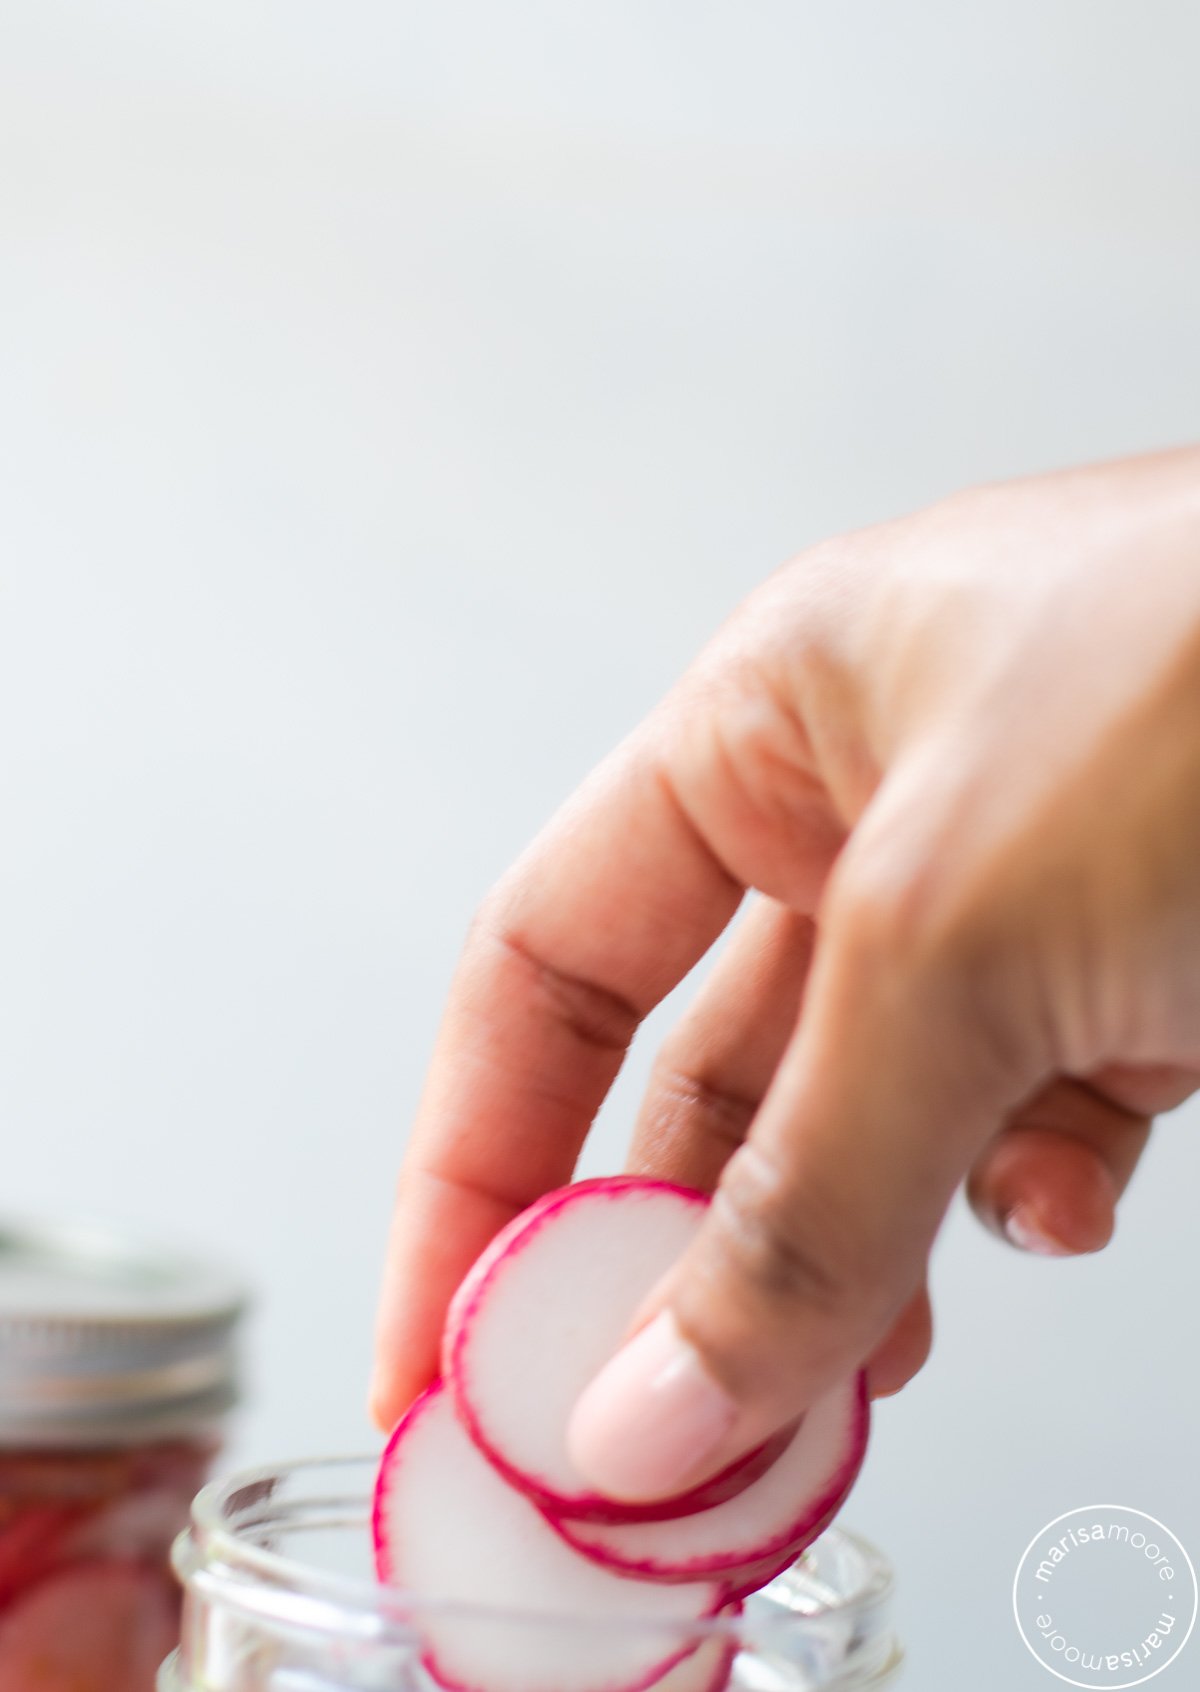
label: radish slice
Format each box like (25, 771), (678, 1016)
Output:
(547, 1374), (868, 1582)
(644, 1616), (738, 1692)
(373, 1384), (723, 1692)
(443, 1178), (783, 1523)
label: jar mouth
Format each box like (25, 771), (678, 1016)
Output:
(176, 1454), (899, 1654)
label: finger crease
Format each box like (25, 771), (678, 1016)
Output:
(1071, 1076), (1156, 1130)
(488, 928), (643, 1055)
(405, 1161), (538, 1220)
(653, 1067), (758, 1153)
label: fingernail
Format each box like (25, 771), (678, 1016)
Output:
(567, 1310), (740, 1501)
(1003, 1205), (1076, 1257)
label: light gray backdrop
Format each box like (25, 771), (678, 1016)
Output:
(1, 5), (1198, 1687)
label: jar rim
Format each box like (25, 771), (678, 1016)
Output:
(179, 1453), (897, 1641)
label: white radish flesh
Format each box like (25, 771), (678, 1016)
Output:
(444, 1178), (783, 1523)
(643, 1622), (738, 1692)
(373, 1384), (723, 1692)
(547, 1375), (868, 1582)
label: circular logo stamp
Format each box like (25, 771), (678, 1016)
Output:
(1013, 1506), (1197, 1688)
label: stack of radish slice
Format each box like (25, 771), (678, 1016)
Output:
(373, 1178), (869, 1692)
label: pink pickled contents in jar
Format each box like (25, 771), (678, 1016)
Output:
(0, 1219), (245, 1692)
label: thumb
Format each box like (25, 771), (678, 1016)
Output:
(568, 857), (1036, 1502)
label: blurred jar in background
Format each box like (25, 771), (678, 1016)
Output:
(0, 1220), (244, 1690)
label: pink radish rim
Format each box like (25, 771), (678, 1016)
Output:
(663, 1611), (741, 1692)
(443, 1178), (781, 1525)
(716, 1511), (837, 1603)
(544, 1374), (870, 1581)
(373, 1383), (729, 1692)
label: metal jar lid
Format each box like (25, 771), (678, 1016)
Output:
(0, 1217), (246, 1446)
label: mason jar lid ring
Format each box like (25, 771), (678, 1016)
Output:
(0, 1215), (246, 1446)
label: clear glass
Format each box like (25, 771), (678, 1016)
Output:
(0, 1435), (219, 1689)
(160, 1456), (902, 1691)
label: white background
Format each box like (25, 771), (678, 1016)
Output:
(1, 6), (1198, 1687)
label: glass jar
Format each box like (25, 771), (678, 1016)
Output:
(162, 1456), (902, 1691)
(0, 1217), (245, 1690)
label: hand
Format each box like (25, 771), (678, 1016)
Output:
(371, 447), (1200, 1503)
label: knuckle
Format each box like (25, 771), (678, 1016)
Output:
(823, 815), (987, 973)
(824, 853), (932, 964)
(646, 1058), (757, 1156)
(709, 1143), (865, 1321)
(825, 843), (1040, 1093)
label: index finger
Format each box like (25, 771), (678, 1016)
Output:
(370, 723), (744, 1429)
